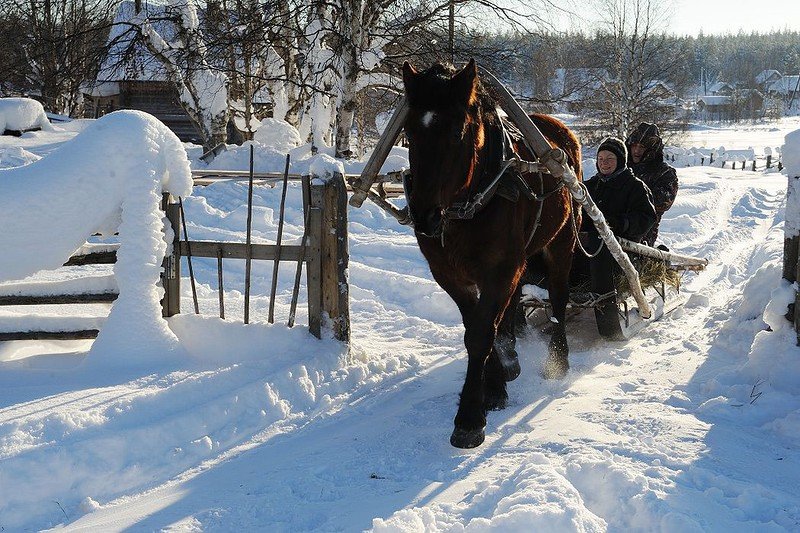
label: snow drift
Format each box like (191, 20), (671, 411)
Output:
(0, 110), (193, 365)
(0, 97), (54, 132)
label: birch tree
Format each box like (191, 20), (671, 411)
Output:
(132, 0), (229, 150)
(591, 0), (686, 138)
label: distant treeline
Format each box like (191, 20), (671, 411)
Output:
(467, 30), (800, 100)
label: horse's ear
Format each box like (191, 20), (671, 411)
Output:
(402, 61), (419, 93)
(451, 58), (477, 105)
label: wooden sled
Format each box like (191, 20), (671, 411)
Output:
(520, 240), (704, 340)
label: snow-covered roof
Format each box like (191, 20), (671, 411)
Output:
(697, 95), (731, 106)
(755, 69), (782, 84)
(643, 80), (675, 98)
(96, 0), (178, 83)
(767, 76), (800, 95)
(708, 81), (734, 94)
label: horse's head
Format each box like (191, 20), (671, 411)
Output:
(402, 59), (484, 237)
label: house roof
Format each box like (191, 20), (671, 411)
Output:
(708, 81), (734, 94)
(767, 76), (800, 95)
(95, 0), (183, 84)
(697, 95), (730, 106)
(755, 69), (782, 84)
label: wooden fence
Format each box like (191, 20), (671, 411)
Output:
(0, 169), (372, 344)
(162, 172), (351, 341)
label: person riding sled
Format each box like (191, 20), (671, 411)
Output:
(626, 122), (678, 247)
(574, 137), (657, 337)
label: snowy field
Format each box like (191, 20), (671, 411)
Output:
(0, 115), (799, 531)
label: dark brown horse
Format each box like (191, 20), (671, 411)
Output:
(402, 59), (582, 448)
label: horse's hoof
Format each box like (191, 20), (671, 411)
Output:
(499, 351), (521, 382)
(450, 427), (486, 448)
(542, 355), (569, 380)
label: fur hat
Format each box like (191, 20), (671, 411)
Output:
(597, 137), (627, 172)
(626, 122), (664, 162)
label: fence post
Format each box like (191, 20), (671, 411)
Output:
(161, 193), (181, 317)
(306, 173), (351, 343)
(322, 173), (351, 343)
(307, 178), (323, 338)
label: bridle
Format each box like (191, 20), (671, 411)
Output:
(403, 106), (567, 247)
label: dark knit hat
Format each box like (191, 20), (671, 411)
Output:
(625, 122), (664, 163)
(597, 137), (627, 172)
(626, 122), (661, 146)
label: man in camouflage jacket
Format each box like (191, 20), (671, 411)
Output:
(626, 122), (679, 247)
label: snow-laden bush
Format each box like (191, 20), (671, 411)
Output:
(253, 118), (302, 154)
(0, 97), (54, 133)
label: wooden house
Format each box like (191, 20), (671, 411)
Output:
(82, 1), (201, 143)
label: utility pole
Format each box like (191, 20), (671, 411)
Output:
(788, 72), (800, 111)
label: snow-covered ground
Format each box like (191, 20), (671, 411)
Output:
(0, 115), (799, 532)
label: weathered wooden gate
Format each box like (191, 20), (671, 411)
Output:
(0, 171), (352, 343)
(162, 172), (351, 342)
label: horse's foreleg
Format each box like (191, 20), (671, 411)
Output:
(542, 230), (575, 379)
(493, 284), (522, 382)
(481, 283), (522, 412)
(451, 269), (521, 449)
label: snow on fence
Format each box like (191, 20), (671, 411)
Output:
(781, 128), (800, 344)
(665, 145), (783, 171)
(0, 111), (354, 356)
(0, 171), (353, 344)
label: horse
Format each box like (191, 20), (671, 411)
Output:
(401, 59), (582, 448)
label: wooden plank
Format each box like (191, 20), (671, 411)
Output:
(63, 251), (117, 266)
(178, 241), (307, 261)
(783, 235), (799, 282)
(179, 197), (200, 314)
(288, 175), (312, 328)
(269, 154), (291, 323)
(244, 146), (255, 324)
(217, 250), (225, 319)
(0, 330), (99, 341)
(306, 182), (324, 338)
(349, 97), (409, 208)
(0, 293), (118, 305)
(162, 194), (181, 317)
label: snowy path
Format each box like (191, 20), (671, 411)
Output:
(1, 126), (799, 533)
(1, 167), (789, 532)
